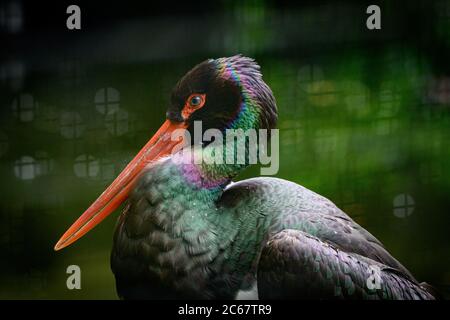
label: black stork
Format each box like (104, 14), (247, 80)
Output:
(54, 55), (436, 300)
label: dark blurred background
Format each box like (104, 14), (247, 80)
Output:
(0, 0), (449, 299)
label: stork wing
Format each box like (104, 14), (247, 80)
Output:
(257, 229), (435, 300)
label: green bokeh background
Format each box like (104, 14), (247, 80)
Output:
(0, 0), (449, 299)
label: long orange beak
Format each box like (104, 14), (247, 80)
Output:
(54, 120), (187, 251)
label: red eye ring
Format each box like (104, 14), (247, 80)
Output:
(188, 94), (205, 108)
(182, 93), (206, 120)
(189, 95), (203, 107)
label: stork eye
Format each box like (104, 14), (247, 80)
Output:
(182, 93), (206, 120)
(189, 95), (204, 107)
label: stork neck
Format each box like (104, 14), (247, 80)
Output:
(180, 102), (262, 190)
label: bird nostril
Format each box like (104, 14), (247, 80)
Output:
(166, 111), (183, 122)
